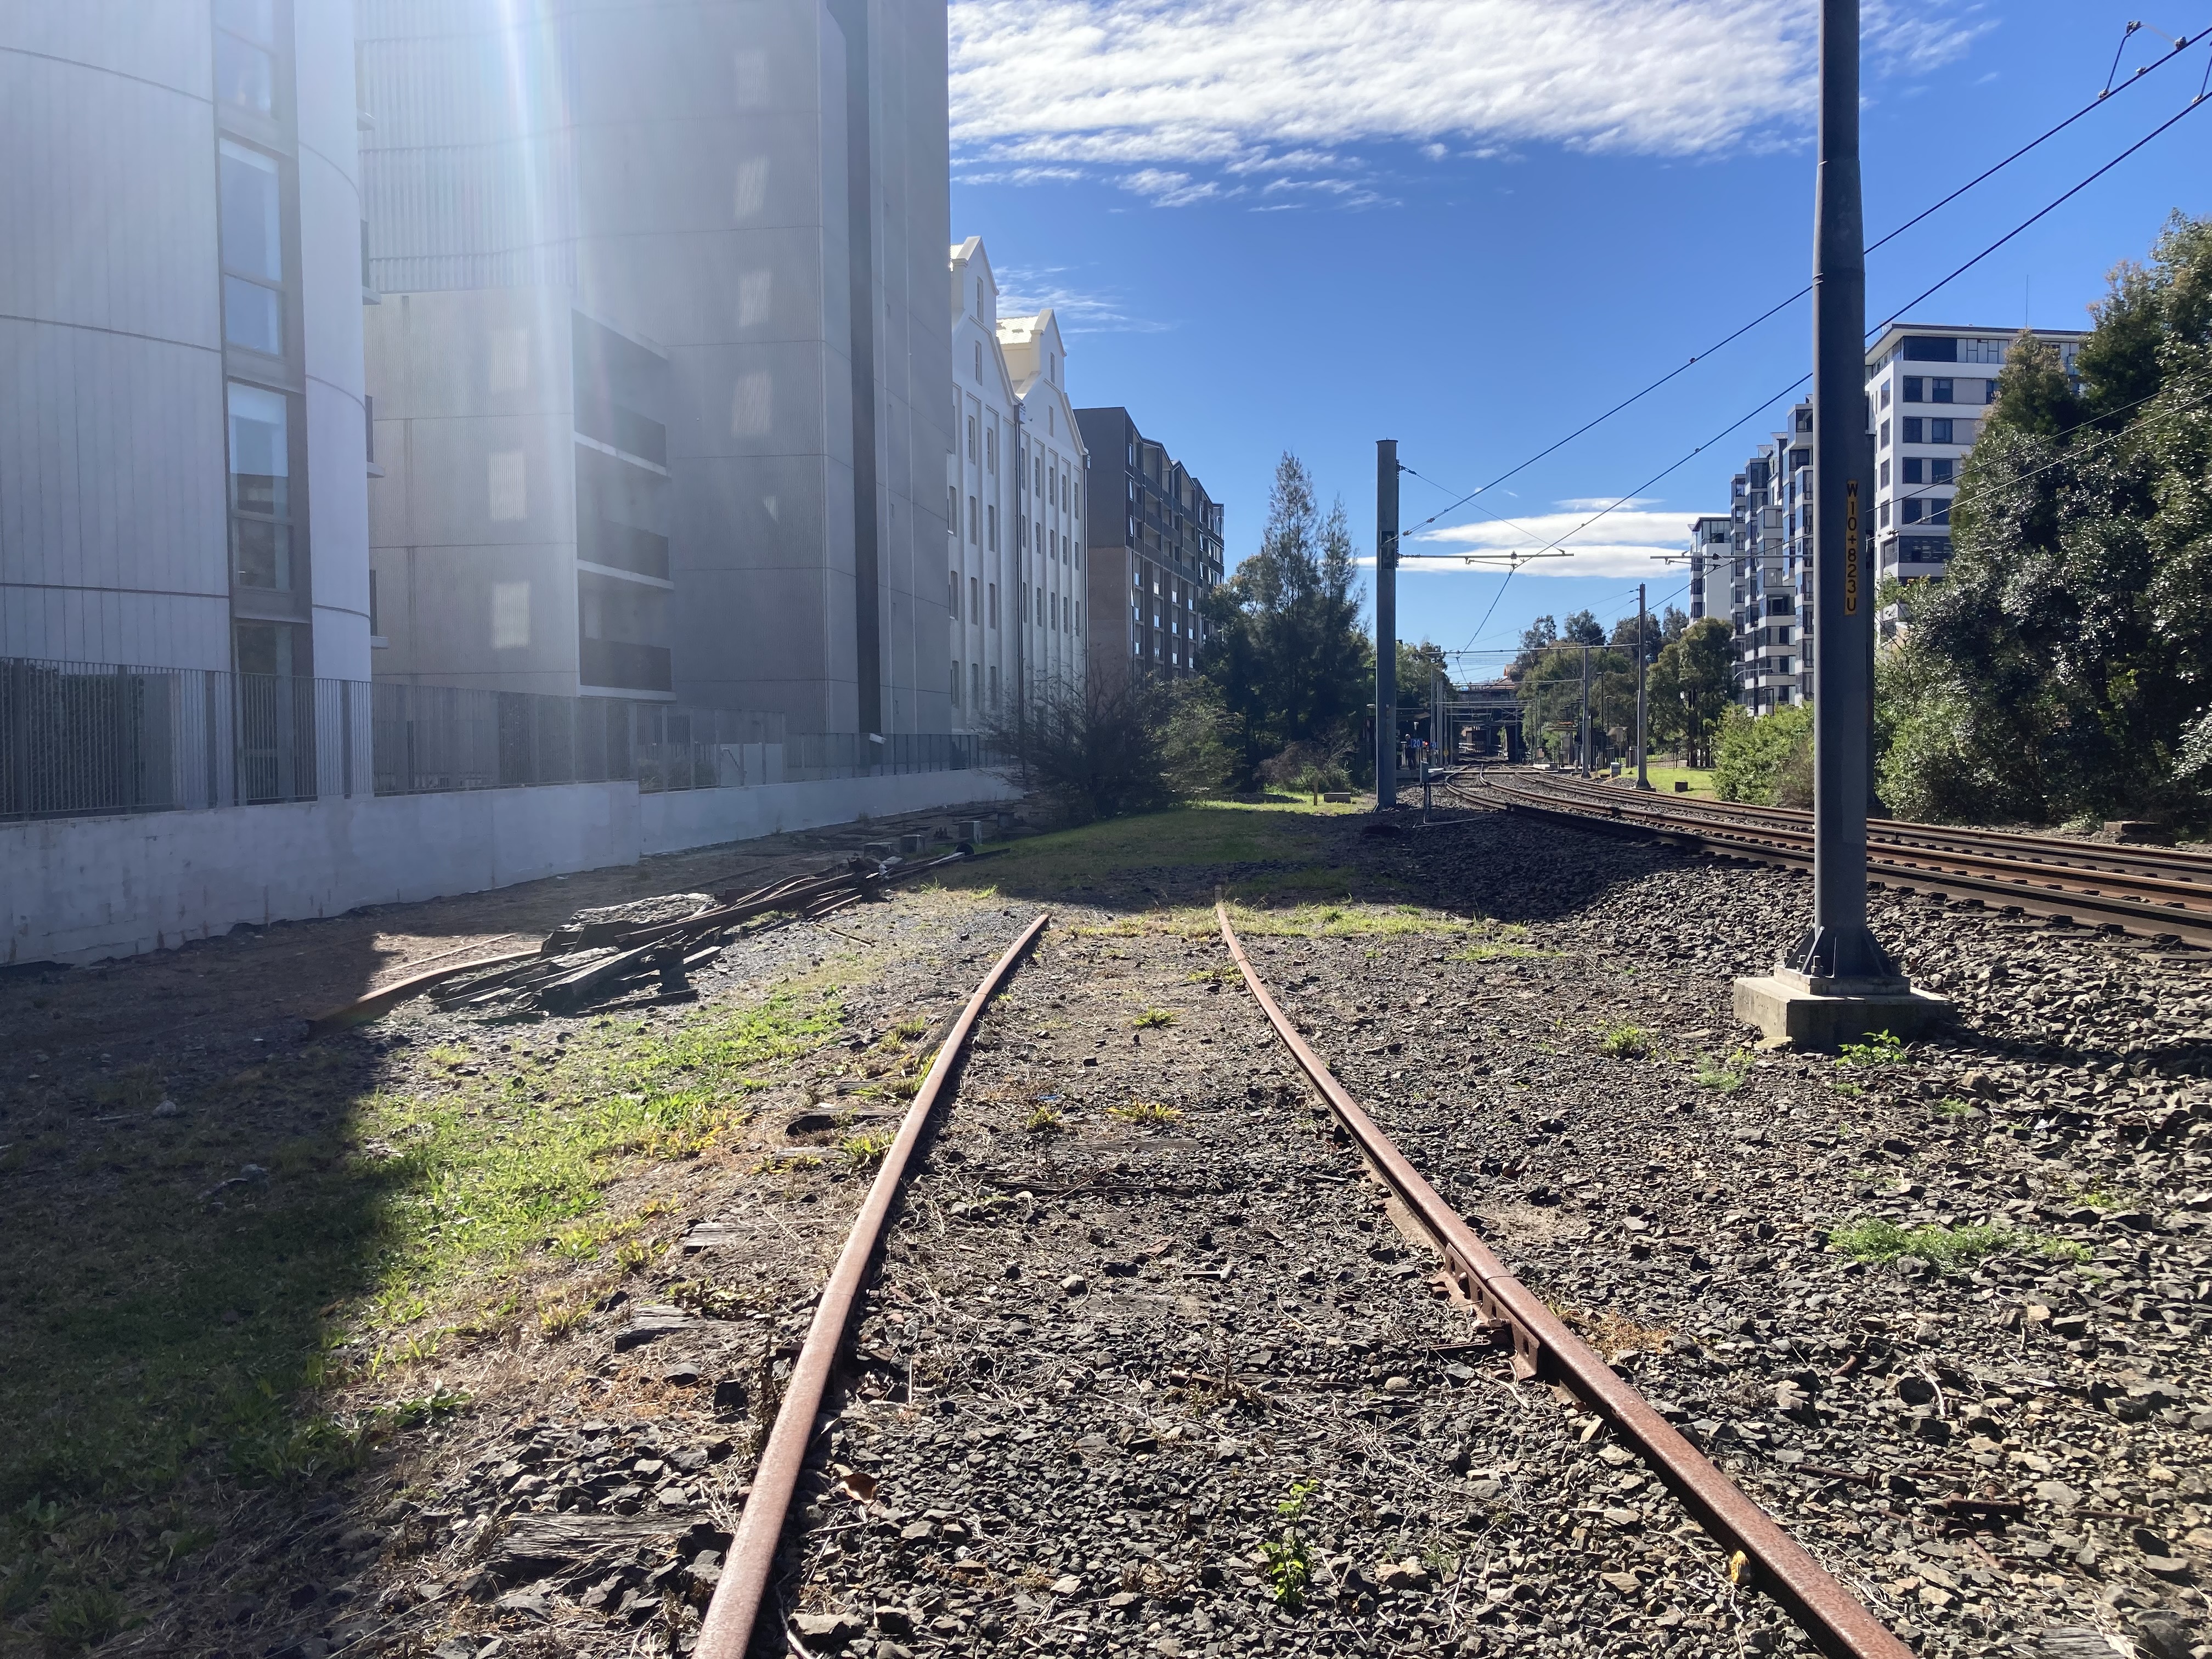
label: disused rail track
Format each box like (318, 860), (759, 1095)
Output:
(1464, 769), (2212, 949)
(1212, 901), (1914, 1659)
(677, 887), (1916, 1659)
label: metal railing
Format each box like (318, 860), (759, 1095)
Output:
(2, 656), (1001, 823)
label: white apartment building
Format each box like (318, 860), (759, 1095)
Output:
(1723, 402), (1814, 713)
(1686, 514), (1730, 621)
(359, 0), (956, 737)
(946, 238), (1088, 732)
(1866, 323), (2086, 588)
(1000, 307), (1087, 703)
(1, 1), (373, 683)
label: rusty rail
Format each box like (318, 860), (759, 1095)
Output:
(1214, 901), (1912, 1659)
(693, 911), (1051, 1659)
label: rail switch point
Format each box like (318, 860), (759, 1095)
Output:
(1732, 970), (1954, 1049)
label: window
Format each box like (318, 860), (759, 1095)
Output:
(1984, 379), (2000, 405)
(1793, 409), (1812, 433)
(1901, 498), (1923, 525)
(215, 0), (277, 117)
(1903, 335), (1960, 363)
(1901, 376), (1922, 403)
(1877, 459), (1889, 487)
(1901, 457), (1923, 484)
(950, 663), (960, 707)
(989, 582), (998, 627)
(1932, 377), (1954, 404)
(233, 618), (303, 678)
(986, 426), (996, 473)
(1929, 417), (1954, 444)
(1901, 417), (1923, 444)
(1929, 498), (1951, 526)
(970, 575), (979, 620)
(971, 663), (981, 708)
(989, 665), (998, 705)
(974, 342), (982, 380)
(218, 141), (284, 354)
(1878, 499), (1891, 528)
(1878, 382), (1891, 409)
(1050, 594), (1058, 629)
(226, 382), (293, 590)
(1878, 419), (1890, 449)
(987, 504), (997, 551)
(1931, 457), (1954, 485)
(1790, 448), (1809, 472)
(968, 495), (978, 543)
(947, 486), (958, 535)
(948, 569), (960, 618)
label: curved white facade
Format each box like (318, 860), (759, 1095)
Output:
(0, 1), (369, 678)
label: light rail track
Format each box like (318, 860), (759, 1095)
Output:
(688, 901), (1916, 1659)
(1462, 769), (2212, 949)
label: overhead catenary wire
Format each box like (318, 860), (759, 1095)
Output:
(1400, 24), (2205, 546)
(1438, 82), (2212, 580)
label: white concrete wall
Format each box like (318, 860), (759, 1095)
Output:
(4, 769), (1018, 965)
(639, 767), (1018, 855)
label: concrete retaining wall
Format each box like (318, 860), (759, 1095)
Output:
(3, 769), (1019, 966)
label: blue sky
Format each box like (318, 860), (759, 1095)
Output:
(947, 0), (2212, 674)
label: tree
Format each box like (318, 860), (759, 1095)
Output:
(1198, 453), (1371, 786)
(1561, 609), (1606, 645)
(984, 675), (1177, 825)
(1878, 212), (2212, 824)
(1647, 616), (1734, 766)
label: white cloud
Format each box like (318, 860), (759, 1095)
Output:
(949, 1), (1993, 206)
(994, 264), (1171, 334)
(1404, 506), (1726, 578)
(1551, 495), (1659, 512)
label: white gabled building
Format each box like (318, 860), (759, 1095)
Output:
(947, 237), (1088, 733)
(998, 307), (1087, 703)
(948, 239), (1015, 732)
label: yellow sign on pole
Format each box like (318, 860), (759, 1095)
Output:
(1843, 477), (1860, 615)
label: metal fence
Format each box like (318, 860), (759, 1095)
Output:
(2, 656), (1002, 823)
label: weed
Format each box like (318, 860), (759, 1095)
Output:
(1597, 1024), (1652, 1060)
(1107, 1101), (1184, 1128)
(41, 1583), (127, 1649)
(1024, 1104), (1064, 1135)
(1693, 1049), (1752, 1092)
(1836, 1030), (1907, 1068)
(613, 1238), (655, 1275)
(838, 1131), (893, 1170)
(1261, 1479), (1320, 1609)
(1832, 1080), (1865, 1097)
(538, 1300), (589, 1340)
(2064, 1181), (2120, 1210)
(383, 1386), (471, 1430)
(2039, 1237), (2094, 1263)
(1826, 1218), (2010, 1271)
(1133, 1007), (1178, 1030)
(1931, 1096), (1980, 1117)
(891, 1017), (928, 1042)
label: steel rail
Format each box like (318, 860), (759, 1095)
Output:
(304, 947), (543, 1036)
(1467, 775), (2212, 948)
(1214, 900), (1914, 1659)
(693, 910), (1051, 1659)
(1524, 773), (2212, 885)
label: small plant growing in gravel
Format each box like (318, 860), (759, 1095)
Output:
(1931, 1096), (1980, 1116)
(1693, 1049), (1753, 1092)
(1826, 1218), (2010, 1272)
(1836, 1030), (1907, 1068)
(2039, 1237), (2094, 1263)
(1260, 1480), (1321, 1609)
(1108, 1101), (1183, 1127)
(1133, 1007), (1178, 1030)
(891, 1017), (928, 1042)
(838, 1131), (891, 1169)
(1024, 1103), (1065, 1135)
(614, 1238), (656, 1274)
(1596, 1024), (1652, 1059)
(538, 1300), (588, 1340)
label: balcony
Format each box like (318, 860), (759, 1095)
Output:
(580, 636), (672, 693)
(575, 399), (668, 467)
(580, 518), (670, 581)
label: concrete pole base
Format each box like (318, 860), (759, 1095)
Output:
(1732, 971), (1954, 1050)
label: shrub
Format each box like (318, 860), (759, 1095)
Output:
(1713, 701), (1813, 805)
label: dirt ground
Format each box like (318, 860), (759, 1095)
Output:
(3, 792), (2207, 1659)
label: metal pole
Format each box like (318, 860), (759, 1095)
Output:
(1375, 439), (1398, 808)
(1578, 642), (1590, 776)
(1635, 583), (1651, 791)
(1792, 0), (1895, 986)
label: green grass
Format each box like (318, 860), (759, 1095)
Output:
(1598, 1023), (1653, 1059)
(1107, 1101), (1184, 1127)
(0, 983), (844, 1647)
(940, 801), (1360, 896)
(1222, 901), (1471, 939)
(1133, 1006), (1179, 1029)
(1826, 1218), (2011, 1271)
(1693, 1049), (1753, 1092)
(1602, 765), (1716, 797)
